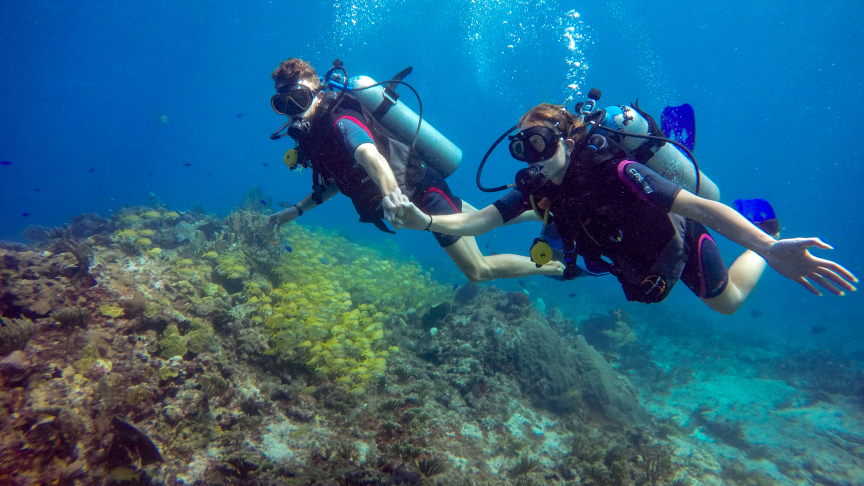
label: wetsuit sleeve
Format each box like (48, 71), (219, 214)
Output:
(332, 109), (375, 156)
(615, 161), (682, 213)
(492, 188), (533, 223)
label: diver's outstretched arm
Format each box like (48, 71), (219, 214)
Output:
(354, 143), (408, 224)
(394, 202), (505, 236)
(267, 184), (340, 230)
(671, 190), (858, 296)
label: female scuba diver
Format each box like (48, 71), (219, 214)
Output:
(394, 103), (858, 314)
(265, 58), (564, 283)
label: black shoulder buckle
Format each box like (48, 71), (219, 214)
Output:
(384, 66), (413, 103)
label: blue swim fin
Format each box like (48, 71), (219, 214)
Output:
(733, 198), (776, 223)
(734, 198), (780, 237)
(661, 103), (696, 152)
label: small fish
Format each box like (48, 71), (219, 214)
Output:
(453, 284), (459, 291)
(284, 246), (293, 252)
(0, 161), (11, 165)
(148, 171), (154, 175)
(260, 199), (268, 205)
(183, 163), (192, 167)
(750, 308), (762, 318)
(34, 188), (40, 191)
(262, 163), (269, 166)
(567, 292), (576, 298)
(279, 201), (291, 208)
(490, 251), (497, 256)
(811, 325), (827, 334)
(236, 113), (243, 118)
(208, 172), (212, 176)
(485, 243), (489, 248)
(156, 114), (169, 124)
(21, 213), (30, 217)
(89, 168), (96, 173)
(518, 281), (525, 286)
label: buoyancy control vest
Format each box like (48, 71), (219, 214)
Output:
(303, 92), (426, 233)
(542, 146), (690, 303)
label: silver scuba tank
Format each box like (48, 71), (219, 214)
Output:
(601, 105), (721, 201)
(348, 75), (462, 178)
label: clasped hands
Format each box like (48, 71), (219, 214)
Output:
(382, 194), (430, 230)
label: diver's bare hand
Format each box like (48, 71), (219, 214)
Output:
(382, 190), (409, 223)
(765, 237), (858, 296)
(541, 260), (566, 276)
(395, 202), (433, 231)
(267, 207), (300, 230)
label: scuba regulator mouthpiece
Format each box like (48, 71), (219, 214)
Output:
(515, 165), (550, 195)
(269, 117), (311, 141)
(287, 118), (311, 139)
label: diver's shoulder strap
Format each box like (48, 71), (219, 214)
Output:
(372, 66), (413, 119)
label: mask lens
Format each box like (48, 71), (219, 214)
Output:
(527, 133), (548, 153)
(509, 139), (527, 160)
(509, 126), (559, 163)
(271, 86), (314, 115)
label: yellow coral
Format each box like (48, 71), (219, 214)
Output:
(258, 223), (450, 394)
(603, 320), (638, 347)
(99, 304), (124, 318)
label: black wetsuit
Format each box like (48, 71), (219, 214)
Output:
(299, 93), (463, 246)
(494, 158), (729, 303)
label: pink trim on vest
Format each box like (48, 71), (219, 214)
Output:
(697, 233), (715, 298)
(333, 115), (374, 141)
(423, 187), (459, 212)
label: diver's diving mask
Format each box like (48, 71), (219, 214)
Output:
(508, 126), (562, 163)
(271, 85), (317, 116)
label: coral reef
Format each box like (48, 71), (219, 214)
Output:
(0, 316), (37, 355)
(0, 197), (861, 485)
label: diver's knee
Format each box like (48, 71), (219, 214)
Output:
(703, 286), (744, 315)
(462, 268), (488, 283)
(460, 263), (494, 283)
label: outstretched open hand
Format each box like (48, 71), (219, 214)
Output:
(765, 238), (858, 296)
(267, 208), (299, 231)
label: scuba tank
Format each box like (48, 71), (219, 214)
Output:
(598, 105), (720, 201)
(273, 60), (463, 180)
(348, 74), (462, 178)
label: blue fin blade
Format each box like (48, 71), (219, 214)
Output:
(733, 199), (776, 223)
(661, 103), (696, 152)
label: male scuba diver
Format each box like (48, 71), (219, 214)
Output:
(266, 58), (564, 282)
(394, 102), (858, 314)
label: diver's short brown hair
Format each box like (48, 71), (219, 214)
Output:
(271, 58), (320, 89)
(519, 103), (585, 142)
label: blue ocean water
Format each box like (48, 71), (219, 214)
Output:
(1, 0), (862, 351)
